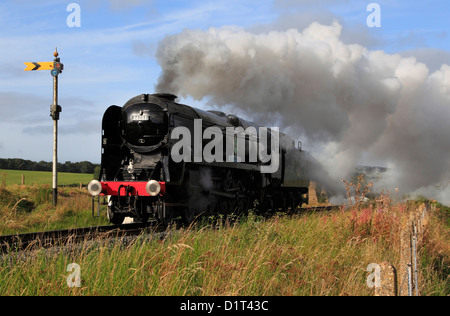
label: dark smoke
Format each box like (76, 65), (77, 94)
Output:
(155, 22), (450, 204)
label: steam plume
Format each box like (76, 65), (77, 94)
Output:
(155, 22), (450, 204)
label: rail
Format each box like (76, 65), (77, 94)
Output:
(0, 222), (161, 254)
(0, 204), (341, 254)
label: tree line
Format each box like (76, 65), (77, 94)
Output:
(0, 158), (99, 174)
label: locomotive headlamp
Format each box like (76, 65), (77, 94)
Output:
(146, 180), (161, 196)
(88, 180), (103, 196)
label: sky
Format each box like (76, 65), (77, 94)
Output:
(0, 0), (449, 165)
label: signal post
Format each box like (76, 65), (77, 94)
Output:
(25, 49), (63, 206)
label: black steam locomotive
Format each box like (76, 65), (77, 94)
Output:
(88, 93), (309, 224)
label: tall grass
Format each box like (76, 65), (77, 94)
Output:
(1, 201), (447, 296)
(0, 184), (109, 235)
(0, 181), (448, 296)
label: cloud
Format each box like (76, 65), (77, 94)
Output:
(155, 22), (450, 202)
(0, 92), (49, 124)
(22, 119), (100, 136)
(251, 11), (382, 49)
(107, 0), (151, 11)
(0, 91), (102, 162)
(0, 91), (100, 134)
(274, 0), (350, 8)
(83, 0), (153, 11)
(132, 40), (157, 57)
(399, 48), (450, 73)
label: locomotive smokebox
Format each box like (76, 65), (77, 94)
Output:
(121, 101), (168, 153)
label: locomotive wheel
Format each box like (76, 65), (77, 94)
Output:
(236, 179), (251, 214)
(223, 172), (250, 215)
(133, 200), (149, 223)
(182, 207), (198, 225)
(237, 195), (250, 215)
(154, 201), (173, 225)
(160, 211), (173, 226)
(107, 197), (125, 225)
(133, 211), (149, 224)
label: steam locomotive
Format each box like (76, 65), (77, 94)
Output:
(87, 93), (310, 225)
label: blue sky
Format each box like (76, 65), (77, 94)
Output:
(0, 0), (449, 163)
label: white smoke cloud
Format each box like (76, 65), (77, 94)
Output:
(155, 21), (450, 204)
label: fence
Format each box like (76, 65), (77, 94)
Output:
(374, 203), (432, 296)
(15, 174), (86, 189)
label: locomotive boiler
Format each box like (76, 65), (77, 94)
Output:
(88, 93), (309, 225)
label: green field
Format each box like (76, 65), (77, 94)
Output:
(0, 169), (94, 186)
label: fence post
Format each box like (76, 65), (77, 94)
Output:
(375, 262), (397, 296)
(407, 263), (413, 296)
(398, 203), (429, 296)
(412, 224), (419, 296)
(399, 225), (412, 296)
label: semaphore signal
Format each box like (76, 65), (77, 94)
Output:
(24, 48), (64, 206)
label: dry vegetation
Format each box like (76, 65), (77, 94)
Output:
(0, 182), (108, 235)
(0, 177), (448, 296)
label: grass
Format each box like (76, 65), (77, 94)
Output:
(0, 184), (109, 235)
(0, 169), (93, 186)
(0, 169), (105, 235)
(1, 212), (384, 295)
(0, 179), (448, 296)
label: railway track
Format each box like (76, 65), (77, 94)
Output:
(0, 221), (163, 254)
(0, 204), (341, 254)
(296, 204), (342, 213)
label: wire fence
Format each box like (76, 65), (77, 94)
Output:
(374, 203), (432, 296)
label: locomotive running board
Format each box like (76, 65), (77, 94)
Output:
(93, 181), (166, 197)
